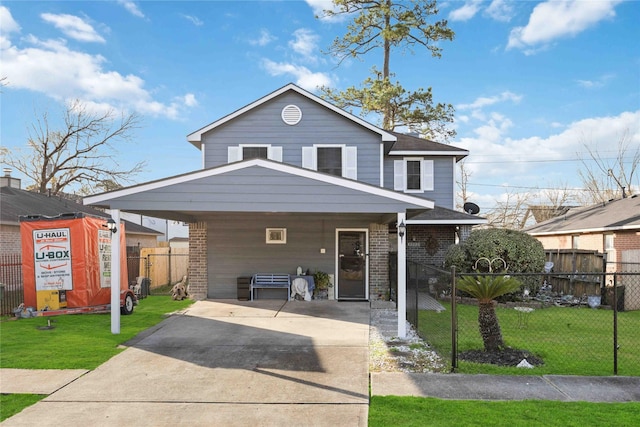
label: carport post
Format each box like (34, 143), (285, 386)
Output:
(397, 212), (407, 338)
(111, 209), (121, 334)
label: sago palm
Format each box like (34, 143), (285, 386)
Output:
(457, 275), (522, 352)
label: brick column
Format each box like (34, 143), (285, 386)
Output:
(369, 223), (389, 300)
(188, 221), (208, 300)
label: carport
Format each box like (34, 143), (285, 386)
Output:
(85, 159), (434, 337)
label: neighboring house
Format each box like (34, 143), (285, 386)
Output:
(0, 170), (162, 255)
(85, 83), (485, 334)
(525, 196), (640, 273)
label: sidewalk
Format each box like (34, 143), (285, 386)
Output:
(371, 372), (640, 402)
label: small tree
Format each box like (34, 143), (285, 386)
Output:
(457, 274), (522, 352)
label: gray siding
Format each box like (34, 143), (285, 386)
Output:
(206, 212), (378, 298)
(107, 165), (428, 213)
(201, 92), (382, 186)
(383, 156), (455, 209)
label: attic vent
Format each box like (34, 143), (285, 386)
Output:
(281, 104), (302, 125)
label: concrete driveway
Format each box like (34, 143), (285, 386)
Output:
(3, 300), (370, 426)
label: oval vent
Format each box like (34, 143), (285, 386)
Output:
(281, 104), (302, 125)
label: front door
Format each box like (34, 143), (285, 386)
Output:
(337, 230), (368, 300)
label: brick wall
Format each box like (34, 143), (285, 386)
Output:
(0, 225), (21, 255)
(369, 223), (389, 300)
(406, 225), (456, 268)
(188, 222), (208, 300)
(614, 230), (640, 264)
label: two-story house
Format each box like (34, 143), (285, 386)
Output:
(85, 84), (484, 334)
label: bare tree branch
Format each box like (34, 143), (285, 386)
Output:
(4, 100), (146, 195)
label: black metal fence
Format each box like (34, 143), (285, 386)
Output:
(408, 262), (640, 376)
(0, 253), (23, 316)
(0, 253), (189, 315)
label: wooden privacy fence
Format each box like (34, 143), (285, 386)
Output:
(544, 249), (605, 296)
(137, 247), (189, 290)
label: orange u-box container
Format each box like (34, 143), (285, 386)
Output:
(20, 213), (128, 311)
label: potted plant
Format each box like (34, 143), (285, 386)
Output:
(313, 270), (331, 299)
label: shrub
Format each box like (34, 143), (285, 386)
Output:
(444, 228), (545, 296)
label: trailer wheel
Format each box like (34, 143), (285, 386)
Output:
(121, 294), (134, 315)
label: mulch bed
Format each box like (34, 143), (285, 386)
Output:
(459, 348), (544, 367)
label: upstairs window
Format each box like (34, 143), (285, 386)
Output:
(302, 145), (357, 179)
(394, 158), (434, 193)
(317, 147), (342, 176)
(243, 146), (268, 159)
(228, 144), (282, 163)
(406, 160), (422, 190)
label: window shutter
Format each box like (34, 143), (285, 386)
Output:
(394, 160), (405, 191)
(422, 160), (434, 191)
(343, 146), (357, 179)
(302, 147), (316, 170)
(269, 146), (283, 162)
(228, 146), (241, 163)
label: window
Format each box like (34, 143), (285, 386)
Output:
(394, 158), (434, 193)
(572, 235), (580, 249)
(266, 228), (287, 244)
(228, 145), (282, 163)
(242, 146), (268, 159)
(406, 160), (422, 190)
(302, 145), (357, 179)
(317, 147), (342, 176)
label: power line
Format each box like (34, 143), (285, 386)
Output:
(463, 157), (622, 165)
(466, 182), (590, 191)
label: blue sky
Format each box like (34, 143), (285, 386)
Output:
(1, 0), (639, 213)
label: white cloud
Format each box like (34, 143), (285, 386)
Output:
(249, 29), (276, 47)
(41, 13), (105, 43)
(454, 110), (640, 183)
(0, 5), (20, 49)
(457, 91), (522, 111)
(116, 0), (145, 18)
(1, 9), (193, 120)
(261, 58), (332, 90)
(484, 0), (514, 23)
(576, 73), (615, 89)
(181, 14), (203, 27)
(182, 93), (198, 107)
(449, 0), (483, 22)
(304, 0), (345, 22)
(507, 0), (622, 51)
(289, 28), (320, 61)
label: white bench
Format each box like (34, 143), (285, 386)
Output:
(250, 274), (291, 301)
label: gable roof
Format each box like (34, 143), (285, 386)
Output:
(186, 83), (397, 147)
(387, 131), (469, 161)
(525, 196), (640, 236)
(84, 159), (434, 221)
(0, 186), (161, 235)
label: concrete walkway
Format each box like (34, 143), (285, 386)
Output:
(371, 372), (640, 402)
(2, 300), (370, 427)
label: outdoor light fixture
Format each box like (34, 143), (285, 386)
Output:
(105, 218), (117, 234)
(398, 220), (406, 241)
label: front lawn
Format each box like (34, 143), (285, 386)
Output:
(369, 396), (640, 426)
(1, 296), (193, 370)
(0, 296), (194, 421)
(419, 302), (640, 376)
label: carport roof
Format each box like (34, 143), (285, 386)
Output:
(84, 159), (434, 222)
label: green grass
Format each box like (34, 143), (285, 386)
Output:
(0, 296), (194, 421)
(0, 394), (46, 421)
(369, 396), (640, 426)
(1, 296), (194, 370)
(419, 302), (640, 376)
